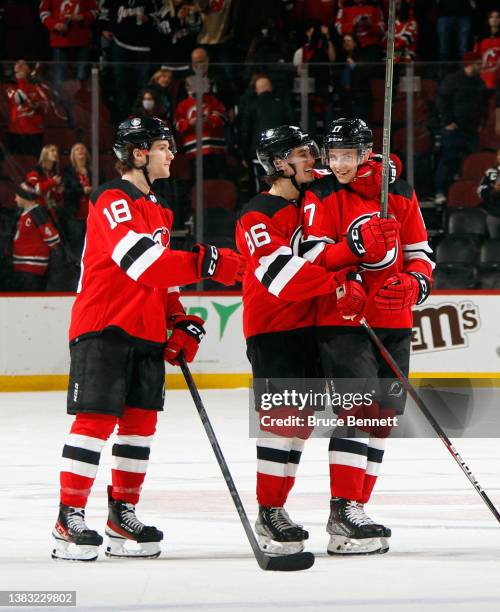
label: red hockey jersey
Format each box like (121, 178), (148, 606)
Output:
(12, 205), (60, 275)
(26, 165), (64, 209)
(69, 178), (204, 345)
(39, 0), (97, 48)
(474, 36), (500, 90)
(236, 192), (345, 339)
(175, 94), (227, 159)
(6, 80), (48, 135)
(302, 174), (434, 329)
(336, 3), (384, 49)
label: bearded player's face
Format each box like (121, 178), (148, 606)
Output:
(146, 140), (175, 180)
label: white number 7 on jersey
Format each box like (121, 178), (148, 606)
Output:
(303, 203), (316, 227)
(103, 199), (132, 229)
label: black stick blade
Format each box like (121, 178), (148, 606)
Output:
(258, 551), (315, 572)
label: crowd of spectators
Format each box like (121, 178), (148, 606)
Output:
(0, 0), (500, 291)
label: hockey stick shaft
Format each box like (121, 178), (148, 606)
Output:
(178, 355), (269, 561)
(360, 317), (500, 523)
(381, 0), (397, 219)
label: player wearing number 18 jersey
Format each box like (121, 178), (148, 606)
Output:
(52, 117), (244, 562)
(236, 126), (367, 556)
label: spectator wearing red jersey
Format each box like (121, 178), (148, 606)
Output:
(39, 0), (97, 88)
(175, 75), (228, 178)
(26, 144), (64, 210)
(474, 9), (500, 91)
(393, 0), (418, 63)
(11, 182), (61, 291)
(5, 60), (48, 157)
(62, 143), (94, 255)
(335, 0), (385, 62)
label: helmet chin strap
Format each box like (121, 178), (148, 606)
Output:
(286, 163), (301, 191)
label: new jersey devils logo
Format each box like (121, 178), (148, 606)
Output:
(152, 227), (170, 248)
(347, 213), (398, 271)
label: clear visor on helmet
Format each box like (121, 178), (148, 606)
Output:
(274, 141), (320, 169)
(321, 144), (370, 166)
(155, 133), (177, 155)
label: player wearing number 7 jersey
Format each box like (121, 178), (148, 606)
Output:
(51, 117), (244, 562)
(236, 126), (367, 556)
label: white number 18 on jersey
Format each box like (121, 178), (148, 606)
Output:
(103, 199), (132, 229)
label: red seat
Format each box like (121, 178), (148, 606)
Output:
(420, 78), (438, 103)
(393, 126), (433, 155)
(0, 180), (17, 208)
(191, 179), (237, 210)
(99, 154), (119, 181)
(1, 155), (37, 181)
(462, 152), (496, 180)
(170, 152), (191, 181)
(391, 97), (430, 125)
(44, 128), (78, 154)
(447, 179), (481, 208)
(480, 127), (500, 151)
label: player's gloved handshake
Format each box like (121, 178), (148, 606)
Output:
(164, 314), (206, 365)
(193, 243), (245, 286)
(334, 268), (367, 321)
(346, 214), (400, 263)
(374, 271), (431, 312)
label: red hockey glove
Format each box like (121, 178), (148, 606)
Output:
(350, 154), (402, 200)
(193, 244), (245, 285)
(374, 272), (431, 311)
(346, 214), (400, 263)
(335, 269), (367, 321)
(164, 314), (206, 365)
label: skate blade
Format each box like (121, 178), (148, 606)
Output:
(257, 535), (304, 556)
(105, 536), (161, 559)
(327, 535), (384, 556)
(51, 538), (99, 562)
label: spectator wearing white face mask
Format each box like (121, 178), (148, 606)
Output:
(131, 87), (169, 123)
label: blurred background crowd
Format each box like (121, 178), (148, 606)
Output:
(0, 0), (500, 292)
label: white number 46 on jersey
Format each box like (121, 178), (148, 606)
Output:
(103, 199), (132, 229)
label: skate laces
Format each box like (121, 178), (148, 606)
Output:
(344, 501), (373, 526)
(356, 503), (376, 525)
(121, 503), (144, 531)
(66, 507), (88, 533)
(269, 507), (296, 532)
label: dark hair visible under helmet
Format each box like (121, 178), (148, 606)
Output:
(113, 116), (176, 169)
(322, 118), (373, 163)
(256, 125), (319, 178)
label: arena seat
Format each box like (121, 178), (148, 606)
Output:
(447, 207), (487, 240)
(462, 152), (496, 180)
(446, 180), (481, 208)
(433, 235), (478, 289)
(477, 239), (500, 288)
(191, 179), (237, 210)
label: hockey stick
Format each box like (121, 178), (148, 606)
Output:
(179, 354), (315, 571)
(360, 317), (500, 523)
(380, 0), (397, 219)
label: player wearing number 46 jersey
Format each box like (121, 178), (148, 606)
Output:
(52, 117), (244, 562)
(236, 126), (367, 556)
(301, 118), (434, 555)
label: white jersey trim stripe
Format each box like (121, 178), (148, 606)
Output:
(67, 434), (107, 454)
(112, 456), (149, 474)
(61, 457), (99, 479)
(127, 242), (164, 281)
(328, 450), (368, 470)
(267, 256), (306, 297)
(115, 434), (154, 447)
(257, 459), (287, 478)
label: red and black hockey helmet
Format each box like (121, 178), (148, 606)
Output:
(113, 116), (177, 166)
(256, 125), (319, 177)
(323, 118), (373, 163)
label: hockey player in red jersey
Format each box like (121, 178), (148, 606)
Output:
(301, 118), (434, 555)
(236, 125), (367, 555)
(51, 116), (244, 562)
(11, 182), (61, 291)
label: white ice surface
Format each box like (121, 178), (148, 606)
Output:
(1, 389), (500, 612)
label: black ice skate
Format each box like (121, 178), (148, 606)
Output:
(356, 503), (391, 553)
(51, 504), (103, 562)
(326, 497), (385, 555)
(255, 506), (309, 555)
(105, 488), (163, 559)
